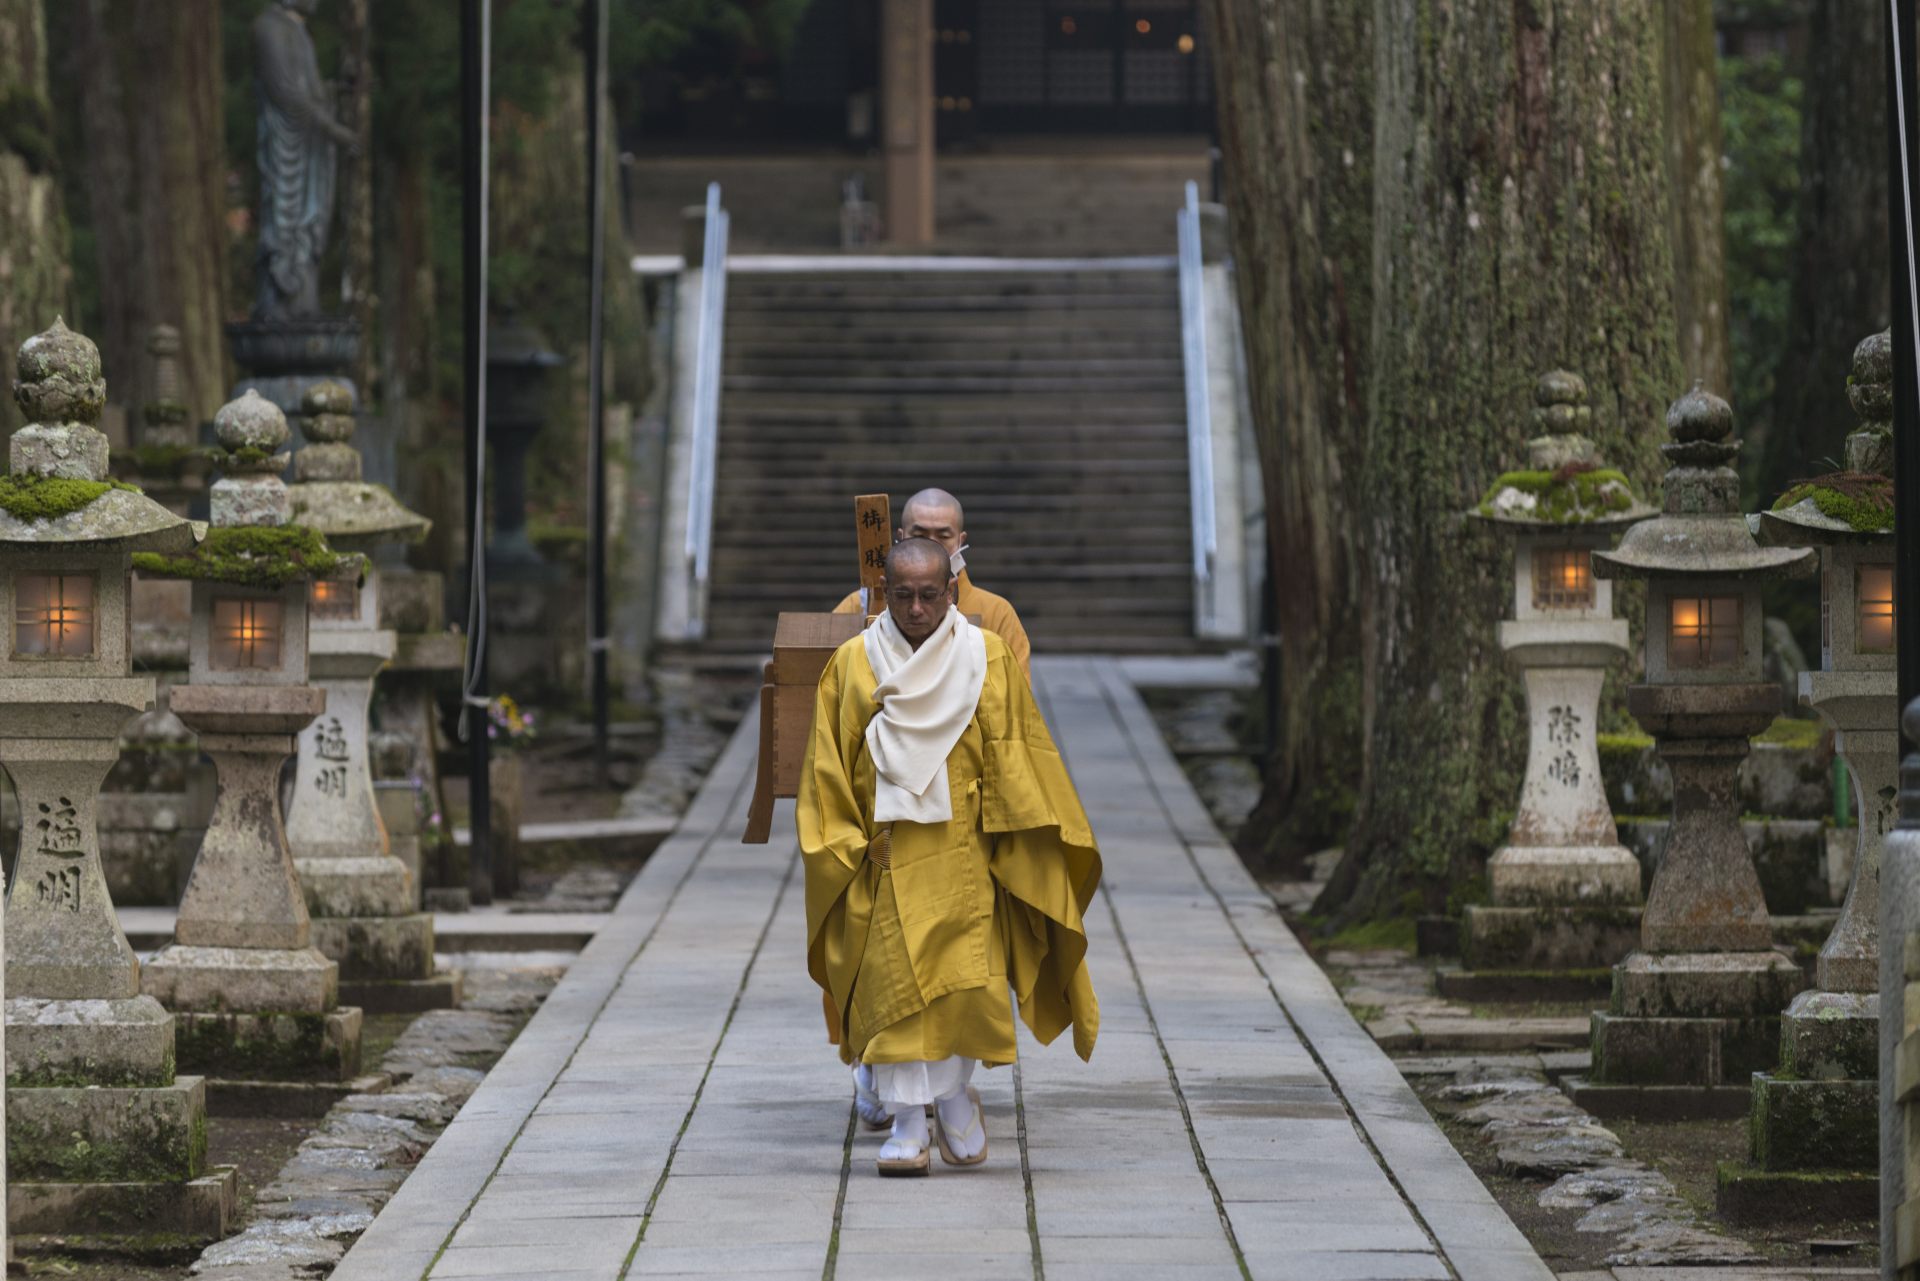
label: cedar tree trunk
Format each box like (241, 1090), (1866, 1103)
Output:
(0, 0), (68, 432)
(1757, 0), (1889, 501)
(67, 0), (228, 425)
(1661, 0), (1731, 397)
(1333, 0), (1679, 924)
(1203, 0), (1373, 876)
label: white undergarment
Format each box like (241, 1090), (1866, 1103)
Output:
(872, 1055), (976, 1108)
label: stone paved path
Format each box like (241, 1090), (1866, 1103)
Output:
(331, 658), (1552, 1281)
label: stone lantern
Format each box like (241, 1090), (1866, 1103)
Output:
(138, 389), (364, 1086)
(1720, 330), (1896, 1208)
(285, 382), (456, 1012)
(0, 320), (234, 1244)
(1576, 383), (1817, 1113)
(1461, 372), (1654, 980)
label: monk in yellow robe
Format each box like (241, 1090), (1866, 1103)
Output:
(800, 538), (1099, 1176)
(832, 486), (1031, 679)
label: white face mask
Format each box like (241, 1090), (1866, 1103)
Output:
(950, 543), (969, 576)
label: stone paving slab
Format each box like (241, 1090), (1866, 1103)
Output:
(332, 657), (1551, 1281)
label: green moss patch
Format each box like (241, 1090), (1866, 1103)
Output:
(1772, 470), (1893, 532)
(132, 524), (352, 588)
(0, 474), (139, 521)
(1752, 716), (1823, 749)
(1478, 464), (1637, 523)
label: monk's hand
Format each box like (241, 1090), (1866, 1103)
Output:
(866, 827), (892, 870)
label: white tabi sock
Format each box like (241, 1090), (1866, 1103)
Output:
(935, 1086), (984, 1160)
(878, 1103), (930, 1161)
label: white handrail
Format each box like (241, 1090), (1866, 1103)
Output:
(684, 182), (731, 600)
(1176, 181), (1217, 585)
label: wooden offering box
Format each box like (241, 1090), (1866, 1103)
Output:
(743, 611), (865, 843)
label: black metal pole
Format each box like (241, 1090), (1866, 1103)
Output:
(585, 0), (611, 786)
(462, 0), (494, 905)
(1895, 0), (1920, 731)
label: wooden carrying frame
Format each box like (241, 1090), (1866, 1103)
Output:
(742, 611), (865, 844)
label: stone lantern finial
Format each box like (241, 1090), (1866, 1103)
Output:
(1531, 369), (1590, 431)
(1846, 330), (1893, 477)
(295, 380), (361, 483)
(10, 318), (110, 481)
(147, 325), (182, 406)
(212, 389), (293, 527)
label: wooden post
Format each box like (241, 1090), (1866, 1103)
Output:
(881, 0), (934, 245)
(856, 492), (892, 620)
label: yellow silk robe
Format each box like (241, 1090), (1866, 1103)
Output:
(798, 628), (1099, 1069)
(833, 571), (1032, 679)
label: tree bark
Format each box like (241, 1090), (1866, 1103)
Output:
(1661, 0), (1731, 397)
(0, 0), (69, 434)
(1756, 0), (1888, 500)
(1202, 0), (1373, 875)
(1336, 0), (1679, 923)
(66, 0), (227, 426)
(339, 0), (376, 400)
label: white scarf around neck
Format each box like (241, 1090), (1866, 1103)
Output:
(863, 605), (987, 824)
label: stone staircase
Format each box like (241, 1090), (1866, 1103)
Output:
(702, 265), (1198, 654)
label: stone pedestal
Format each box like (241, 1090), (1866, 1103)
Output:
(1464, 625), (1644, 975)
(1, 691), (236, 1246)
(288, 631), (456, 1012)
(143, 684), (363, 1082)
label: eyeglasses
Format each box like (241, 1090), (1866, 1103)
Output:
(887, 587), (950, 607)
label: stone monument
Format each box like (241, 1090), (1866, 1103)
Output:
(227, 0), (361, 418)
(1720, 331), (1896, 1218)
(1460, 372), (1654, 987)
(139, 389), (365, 1091)
(1882, 698), (1920, 1273)
(285, 382), (456, 1011)
(0, 320), (235, 1246)
(1572, 383), (1816, 1118)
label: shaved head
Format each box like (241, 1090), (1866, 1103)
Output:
(902, 488), (963, 528)
(898, 488), (967, 557)
(882, 537), (955, 646)
(884, 537), (951, 582)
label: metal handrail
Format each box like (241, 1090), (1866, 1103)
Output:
(684, 182), (731, 602)
(1176, 180), (1217, 585)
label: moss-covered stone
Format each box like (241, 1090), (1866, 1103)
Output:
(1772, 472), (1894, 532)
(171, 1010), (361, 1082)
(132, 524), (352, 588)
(1477, 465), (1638, 522)
(1715, 1160), (1878, 1226)
(1749, 1073), (1876, 1170)
(0, 474), (139, 521)
(7, 1081), (207, 1183)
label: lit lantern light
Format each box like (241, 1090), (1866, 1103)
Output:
(1856, 563), (1895, 653)
(14, 573), (96, 657)
(1177, 33), (1195, 54)
(210, 597), (284, 670)
(1667, 594), (1742, 669)
(1531, 547), (1594, 611)
(310, 573), (359, 621)
(1135, 18), (1151, 34)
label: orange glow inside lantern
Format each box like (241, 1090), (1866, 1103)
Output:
(1669, 595), (1742, 668)
(1531, 547), (1594, 610)
(14, 574), (95, 657)
(1857, 564), (1895, 653)
(211, 597), (283, 670)
(310, 574), (359, 621)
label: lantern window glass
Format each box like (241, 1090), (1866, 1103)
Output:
(1669, 595), (1742, 669)
(310, 574), (359, 621)
(1531, 547), (1594, 610)
(1858, 565), (1895, 653)
(210, 597), (284, 670)
(14, 574), (95, 657)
